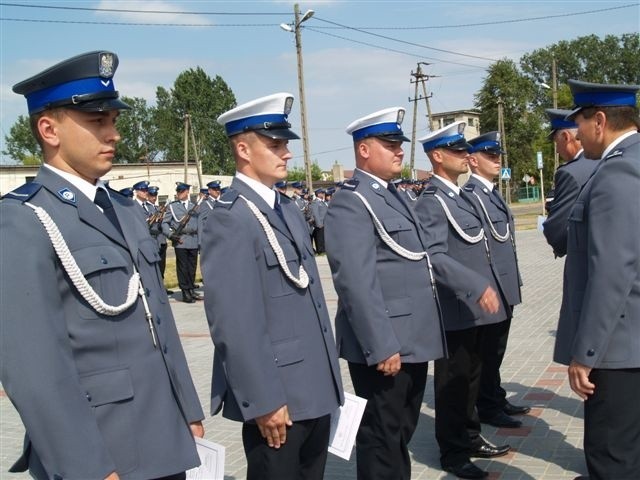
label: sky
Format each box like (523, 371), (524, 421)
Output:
(1, 0), (638, 171)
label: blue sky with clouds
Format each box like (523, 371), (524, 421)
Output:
(1, 0), (638, 170)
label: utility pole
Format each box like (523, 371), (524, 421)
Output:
(187, 115), (204, 188)
(551, 56), (559, 172)
(293, 4), (313, 191)
(408, 62), (439, 177)
(497, 97), (510, 204)
(183, 114), (189, 184)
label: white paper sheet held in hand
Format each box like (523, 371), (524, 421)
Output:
(186, 436), (225, 480)
(328, 392), (367, 460)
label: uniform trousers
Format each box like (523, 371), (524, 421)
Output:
(477, 318), (512, 417)
(158, 242), (167, 278)
(174, 247), (198, 291)
(242, 414), (331, 480)
(584, 368), (640, 480)
(348, 361), (429, 480)
(312, 227), (325, 254)
(435, 326), (487, 468)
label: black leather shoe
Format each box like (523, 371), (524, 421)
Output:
(443, 461), (488, 479)
(189, 289), (203, 300)
(503, 401), (531, 416)
(182, 290), (195, 303)
(470, 438), (510, 458)
(573, 477), (589, 480)
(479, 411), (522, 428)
(166, 289), (174, 295)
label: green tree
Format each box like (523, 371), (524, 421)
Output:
(285, 161), (324, 182)
(153, 67), (236, 174)
(115, 96), (158, 164)
(2, 115), (41, 164)
(474, 59), (545, 198)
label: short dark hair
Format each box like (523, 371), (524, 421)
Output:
(580, 105), (640, 131)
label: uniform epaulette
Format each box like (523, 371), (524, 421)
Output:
(341, 178), (359, 190)
(463, 183), (476, 192)
(214, 189), (239, 209)
(422, 185), (438, 196)
(1, 182), (42, 202)
(605, 148), (624, 160)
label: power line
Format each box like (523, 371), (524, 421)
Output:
(311, 4), (637, 30)
(0, 17), (279, 27)
(313, 17), (498, 62)
(306, 26), (487, 69)
(0, 2), (290, 15)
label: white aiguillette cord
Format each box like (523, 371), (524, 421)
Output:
(238, 195), (309, 289)
(470, 191), (510, 243)
(350, 191), (437, 295)
(24, 202), (158, 347)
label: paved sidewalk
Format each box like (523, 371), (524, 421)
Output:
(0, 228), (588, 479)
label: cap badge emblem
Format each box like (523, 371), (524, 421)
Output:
(98, 53), (115, 78)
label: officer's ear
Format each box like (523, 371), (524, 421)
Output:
(36, 109), (65, 149)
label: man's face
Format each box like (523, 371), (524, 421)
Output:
(438, 148), (469, 178)
(553, 129), (579, 162)
(45, 109), (121, 184)
(147, 194), (157, 204)
(361, 137), (404, 181)
(242, 134), (292, 186)
(574, 113), (604, 159)
(208, 188), (220, 199)
(176, 189), (190, 201)
(135, 189), (148, 201)
(469, 151), (500, 181)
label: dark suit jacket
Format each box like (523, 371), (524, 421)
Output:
(543, 153), (600, 257)
(324, 169), (447, 366)
(464, 176), (522, 307)
(554, 132), (640, 368)
(201, 177), (343, 423)
(414, 176), (508, 331)
(0, 166), (203, 479)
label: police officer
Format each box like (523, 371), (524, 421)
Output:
(147, 185), (169, 283)
(1, 50), (203, 480)
(324, 107), (447, 480)
(414, 122), (510, 479)
(464, 132), (530, 429)
(201, 93), (344, 480)
(542, 109), (599, 257)
(119, 186), (133, 198)
(310, 188), (328, 253)
(132, 180), (150, 218)
(554, 80), (640, 480)
(162, 182), (202, 303)
(199, 180), (221, 237)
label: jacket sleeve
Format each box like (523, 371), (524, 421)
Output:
(324, 191), (401, 365)
(543, 168), (579, 257)
(0, 202), (116, 478)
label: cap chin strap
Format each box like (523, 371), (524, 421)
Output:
(238, 195), (309, 289)
(24, 202), (142, 316)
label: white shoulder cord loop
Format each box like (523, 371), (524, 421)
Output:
(470, 191), (510, 243)
(238, 195), (309, 289)
(351, 191), (437, 293)
(24, 202), (141, 316)
(433, 194), (485, 244)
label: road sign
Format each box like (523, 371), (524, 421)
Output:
(537, 151), (543, 170)
(501, 167), (511, 180)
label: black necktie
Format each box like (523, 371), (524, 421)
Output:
(94, 188), (123, 235)
(388, 182), (407, 206)
(274, 195), (287, 224)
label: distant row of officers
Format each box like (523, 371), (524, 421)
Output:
(2, 47), (638, 480)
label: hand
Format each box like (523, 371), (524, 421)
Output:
(477, 286), (500, 314)
(105, 473), (119, 480)
(568, 360), (595, 400)
(255, 405), (292, 449)
(376, 352), (401, 377)
(190, 420), (204, 438)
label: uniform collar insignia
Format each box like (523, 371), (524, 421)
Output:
(57, 187), (76, 203)
(605, 148), (624, 159)
(371, 182), (380, 190)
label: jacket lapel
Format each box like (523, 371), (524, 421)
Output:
(232, 178), (294, 242)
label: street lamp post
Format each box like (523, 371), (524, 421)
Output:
(281, 4), (314, 191)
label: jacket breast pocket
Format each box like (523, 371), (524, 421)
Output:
(456, 213), (483, 248)
(79, 367), (138, 473)
(264, 244), (299, 297)
(382, 216), (413, 242)
(72, 245), (131, 318)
